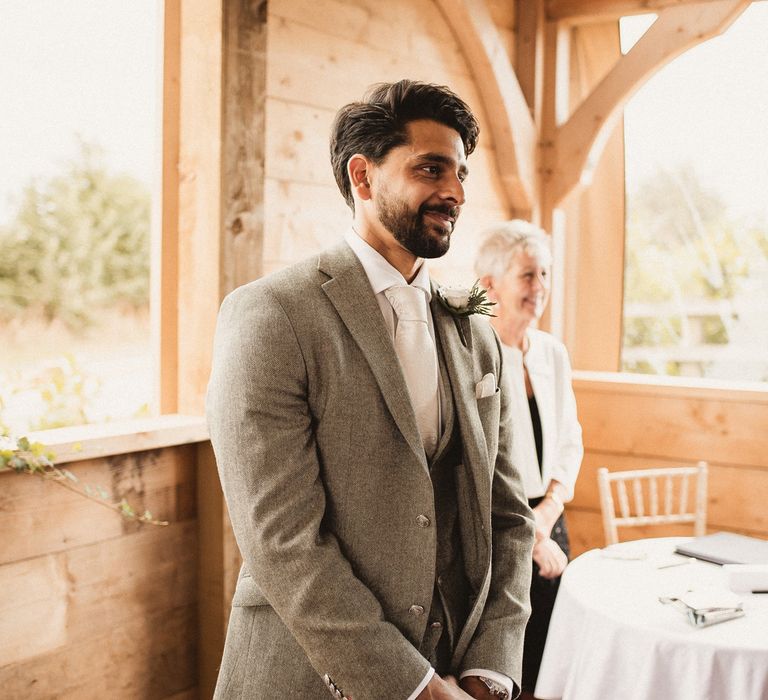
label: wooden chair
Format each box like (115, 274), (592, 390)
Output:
(597, 461), (708, 546)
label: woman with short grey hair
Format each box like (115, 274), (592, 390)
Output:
(475, 220), (583, 700)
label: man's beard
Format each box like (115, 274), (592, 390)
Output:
(375, 188), (459, 259)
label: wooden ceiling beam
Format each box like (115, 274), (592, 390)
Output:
(546, 0), (737, 24)
(516, 0), (545, 121)
(436, 0), (537, 215)
(543, 0), (751, 207)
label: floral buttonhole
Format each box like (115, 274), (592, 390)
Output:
(436, 280), (496, 318)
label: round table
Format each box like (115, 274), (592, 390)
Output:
(535, 537), (768, 700)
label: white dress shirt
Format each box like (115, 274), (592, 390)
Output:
(344, 230), (513, 700)
(344, 230), (444, 435)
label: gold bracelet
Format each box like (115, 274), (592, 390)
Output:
(545, 490), (565, 512)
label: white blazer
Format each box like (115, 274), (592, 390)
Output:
(503, 328), (583, 501)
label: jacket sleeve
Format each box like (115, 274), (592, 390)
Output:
(206, 284), (431, 699)
(459, 329), (535, 692)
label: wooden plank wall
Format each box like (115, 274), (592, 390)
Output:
(0, 445), (198, 699)
(262, 0), (515, 284)
(566, 374), (768, 556)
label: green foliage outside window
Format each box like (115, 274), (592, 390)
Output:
(0, 141), (150, 329)
(622, 165), (768, 379)
(0, 141), (151, 433)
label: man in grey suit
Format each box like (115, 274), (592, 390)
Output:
(207, 79), (534, 700)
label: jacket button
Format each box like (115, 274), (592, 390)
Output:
(416, 514), (431, 528)
(409, 604), (425, 616)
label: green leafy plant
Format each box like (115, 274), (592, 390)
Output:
(0, 139), (150, 329)
(0, 435), (168, 526)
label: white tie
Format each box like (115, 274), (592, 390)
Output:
(385, 285), (440, 457)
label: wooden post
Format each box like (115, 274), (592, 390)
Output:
(197, 441), (241, 699)
(559, 22), (626, 370)
(221, 0), (268, 297)
(155, 0), (181, 415)
(180, 1), (268, 695)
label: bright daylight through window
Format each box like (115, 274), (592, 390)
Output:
(0, 1), (159, 434)
(620, 3), (768, 382)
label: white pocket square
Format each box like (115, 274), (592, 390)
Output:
(475, 372), (497, 399)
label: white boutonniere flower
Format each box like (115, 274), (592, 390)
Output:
(437, 281), (495, 318)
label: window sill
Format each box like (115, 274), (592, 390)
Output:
(572, 370), (768, 402)
(25, 414), (209, 465)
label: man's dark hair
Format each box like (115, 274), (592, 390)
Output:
(330, 79), (480, 210)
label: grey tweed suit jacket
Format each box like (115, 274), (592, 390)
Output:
(206, 241), (534, 700)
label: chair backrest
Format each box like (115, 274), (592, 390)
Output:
(597, 461), (708, 546)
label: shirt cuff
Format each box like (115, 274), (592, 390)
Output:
(407, 667), (435, 700)
(461, 668), (514, 698)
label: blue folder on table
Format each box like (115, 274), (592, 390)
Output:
(675, 531), (768, 565)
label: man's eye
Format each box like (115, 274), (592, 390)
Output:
(422, 165), (440, 176)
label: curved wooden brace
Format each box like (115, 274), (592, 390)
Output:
(545, 0), (751, 207)
(435, 0), (536, 214)
(546, 0), (739, 24)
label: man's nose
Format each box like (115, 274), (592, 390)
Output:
(440, 174), (465, 205)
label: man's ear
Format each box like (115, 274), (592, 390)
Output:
(348, 155), (372, 202)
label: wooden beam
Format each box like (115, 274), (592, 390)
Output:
(191, 1), (268, 694)
(197, 441), (241, 700)
(515, 0), (544, 118)
(436, 0), (537, 215)
(221, 0), (268, 297)
(176, 0), (224, 415)
(546, 0), (737, 24)
(558, 22), (626, 370)
(543, 0), (751, 208)
(538, 19), (569, 230)
(155, 0), (181, 414)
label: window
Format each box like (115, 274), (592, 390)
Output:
(0, 1), (160, 433)
(620, 4), (768, 381)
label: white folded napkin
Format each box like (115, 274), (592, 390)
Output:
(723, 564), (768, 593)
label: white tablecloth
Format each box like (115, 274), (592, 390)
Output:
(535, 537), (768, 700)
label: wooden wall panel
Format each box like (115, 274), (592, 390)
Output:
(0, 446), (196, 566)
(0, 446), (198, 699)
(269, 0), (471, 80)
(566, 375), (768, 556)
(576, 382), (768, 467)
(266, 14), (476, 113)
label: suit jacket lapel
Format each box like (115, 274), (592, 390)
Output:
(430, 290), (492, 528)
(319, 243), (428, 471)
